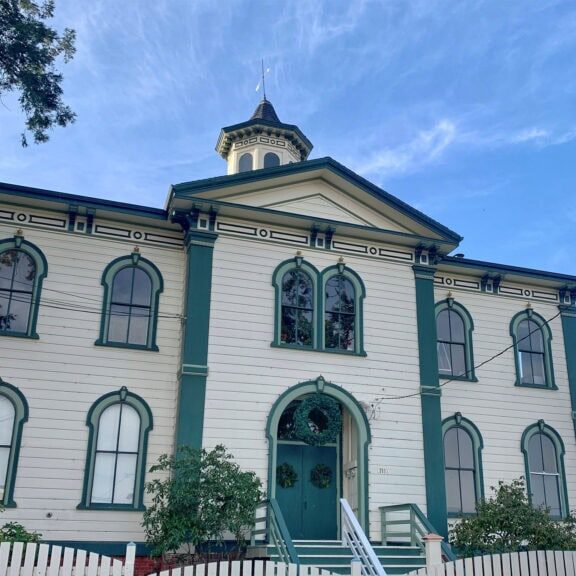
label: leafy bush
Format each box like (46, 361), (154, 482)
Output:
(142, 445), (263, 560)
(0, 521), (41, 543)
(450, 478), (576, 556)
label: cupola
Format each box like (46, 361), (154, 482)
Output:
(215, 98), (313, 175)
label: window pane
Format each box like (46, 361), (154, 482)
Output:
(520, 351), (534, 384)
(297, 273), (313, 309)
(282, 271), (298, 306)
(296, 310), (313, 346)
(0, 398), (15, 446)
(91, 453), (115, 503)
(0, 446), (10, 496)
(529, 324), (544, 353)
(13, 252), (35, 290)
(449, 311), (465, 343)
(281, 307), (296, 344)
(543, 475), (561, 517)
(340, 279), (355, 314)
(443, 429), (459, 468)
(451, 344), (466, 378)
(0, 251), (17, 290)
(325, 312), (355, 350)
(113, 453), (137, 504)
(127, 307), (149, 346)
(445, 469), (462, 514)
(111, 268), (134, 304)
(108, 304), (130, 343)
(531, 354), (546, 385)
(118, 405), (140, 452)
(239, 153), (253, 172)
(530, 473), (546, 509)
(325, 277), (340, 312)
(437, 342), (452, 374)
(97, 405), (121, 451)
(0, 293), (11, 330)
(131, 269), (152, 307)
(540, 435), (557, 473)
(264, 153), (280, 168)
(457, 428), (474, 469)
(7, 293), (31, 333)
(517, 320), (532, 352)
(460, 470), (477, 513)
(528, 435), (544, 472)
(436, 310), (451, 341)
(339, 313), (355, 350)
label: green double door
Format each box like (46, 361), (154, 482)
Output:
(276, 443), (338, 540)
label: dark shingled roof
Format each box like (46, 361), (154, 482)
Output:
(250, 98), (280, 123)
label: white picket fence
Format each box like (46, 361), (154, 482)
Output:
(408, 550), (576, 576)
(0, 542), (135, 576)
(149, 561), (341, 576)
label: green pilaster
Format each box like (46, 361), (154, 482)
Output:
(559, 300), (576, 440)
(175, 229), (218, 450)
(413, 264), (448, 539)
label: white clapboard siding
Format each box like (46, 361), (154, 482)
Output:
(0, 542), (135, 576)
(407, 551), (576, 576)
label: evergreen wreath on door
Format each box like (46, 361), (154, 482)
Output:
(276, 462), (298, 488)
(310, 463), (333, 489)
(294, 394), (342, 446)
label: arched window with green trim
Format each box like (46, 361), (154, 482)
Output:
(78, 387), (153, 510)
(0, 378), (29, 507)
(442, 413), (484, 517)
(321, 264), (366, 355)
(435, 299), (476, 381)
(521, 420), (568, 518)
(510, 309), (556, 389)
(0, 235), (48, 339)
(272, 257), (319, 349)
(96, 252), (163, 351)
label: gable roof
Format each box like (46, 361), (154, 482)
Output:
(169, 156), (463, 244)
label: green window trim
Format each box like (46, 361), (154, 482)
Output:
(521, 420), (569, 518)
(96, 252), (164, 351)
(510, 309), (556, 390)
(78, 386), (153, 511)
(442, 413), (484, 518)
(0, 378), (29, 508)
(272, 257), (320, 350)
(435, 299), (477, 382)
(0, 236), (48, 339)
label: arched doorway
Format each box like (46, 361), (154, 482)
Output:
(266, 377), (371, 539)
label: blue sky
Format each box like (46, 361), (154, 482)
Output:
(1, 0), (575, 274)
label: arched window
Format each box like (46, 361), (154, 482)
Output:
(521, 421), (568, 518)
(322, 265), (366, 355)
(0, 378), (28, 507)
(97, 252), (163, 351)
(436, 300), (476, 381)
(510, 310), (556, 389)
(442, 414), (484, 516)
(264, 152), (280, 168)
(272, 257), (319, 349)
(239, 153), (253, 173)
(0, 236), (48, 338)
(78, 387), (153, 510)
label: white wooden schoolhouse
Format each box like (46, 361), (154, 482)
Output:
(0, 99), (575, 571)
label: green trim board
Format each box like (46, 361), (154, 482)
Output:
(266, 377), (371, 533)
(509, 309), (557, 390)
(412, 264), (448, 539)
(95, 252), (164, 351)
(175, 230), (217, 450)
(435, 299), (477, 382)
(559, 304), (576, 440)
(0, 378), (29, 507)
(78, 387), (153, 511)
(520, 420), (569, 518)
(442, 413), (485, 517)
(0, 235), (48, 339)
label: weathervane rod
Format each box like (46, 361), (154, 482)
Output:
(261, 59), (266, 99)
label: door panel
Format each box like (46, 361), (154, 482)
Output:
(276, 444), (304, 539)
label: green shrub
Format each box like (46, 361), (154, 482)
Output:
(0, 522), (41, 543)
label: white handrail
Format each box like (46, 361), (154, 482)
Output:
(341, 498), (387, 576)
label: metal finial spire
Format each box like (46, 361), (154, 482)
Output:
(261, 59), (266, 99)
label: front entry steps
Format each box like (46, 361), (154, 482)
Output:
(266, 540), (426, 575)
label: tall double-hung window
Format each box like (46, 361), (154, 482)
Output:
(510, 310), (555, 389)
(97, 252), (163, 351)
(78, 387), (153, 510)
(435, 300), (476, 381)
(522, 421), (568, 518)
(0, 236), (47, 338)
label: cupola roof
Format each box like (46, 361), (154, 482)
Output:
(250, 98), (281, 123)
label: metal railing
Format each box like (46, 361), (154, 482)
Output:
(251, 499), (299, 566)
(379, 504), (456, 562)
(341, 498), (387, 576)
